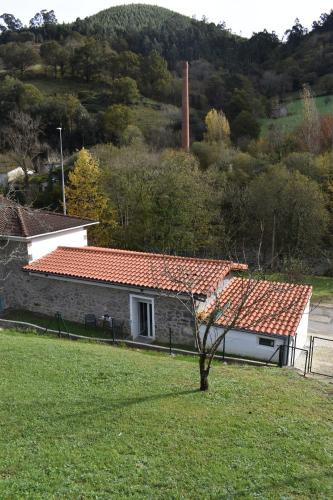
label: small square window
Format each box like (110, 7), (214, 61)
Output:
(259, 337), (275, 347)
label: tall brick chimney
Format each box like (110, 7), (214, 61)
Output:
(182, 61), (190, 151)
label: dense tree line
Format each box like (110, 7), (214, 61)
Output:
(1, 5), (333, 273)
(61, 99), (332, 272)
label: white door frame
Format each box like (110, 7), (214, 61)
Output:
(130, 294), (155, 339)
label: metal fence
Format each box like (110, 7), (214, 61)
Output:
(308, 336), (333, 378)
(3, 316), (332, 378)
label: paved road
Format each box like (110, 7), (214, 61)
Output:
(309, 303), (333, 339)
(304, 303), (333, 378)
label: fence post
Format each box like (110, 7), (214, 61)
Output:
(56, 312), (61, 338)
(278, 345), (284, 367)
(308, 336), (314, 373)
(304, 350), (308, 377)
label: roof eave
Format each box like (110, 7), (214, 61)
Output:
(211, 323), (296, 338)
(23, 268), (208, 299)
(0, 221), (99, 241)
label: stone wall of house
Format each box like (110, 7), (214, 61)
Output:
(2, 240), (29, 311)
(5, 270), (195, 346)
(153, 294), (194, 345)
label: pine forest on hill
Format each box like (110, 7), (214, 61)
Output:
(1, 5), (333, 274)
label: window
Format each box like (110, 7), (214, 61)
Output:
(259, 337), (275, 347)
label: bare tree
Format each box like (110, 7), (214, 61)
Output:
(154, 260), (312, 391)
(2, 111), (44, 188)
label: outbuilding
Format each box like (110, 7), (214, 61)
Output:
(200, 277), (312, 365)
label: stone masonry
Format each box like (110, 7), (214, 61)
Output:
(1, 240), (28, 311)
(5, 268), (195, 346)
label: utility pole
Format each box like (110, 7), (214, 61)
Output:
(182, 61), (190, 151)
(57, 127), (67, 215)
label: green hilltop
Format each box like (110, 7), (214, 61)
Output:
(74, 3), (194, 35)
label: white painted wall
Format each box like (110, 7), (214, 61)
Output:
(294, 300), (310, 359)
(199, 325), (286, 363)
(28, 227), (88, 262)
(199, 303), (310, 364)
(196, 274), (234, 314)
(7, 167), (33, 183)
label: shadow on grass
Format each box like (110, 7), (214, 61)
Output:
(5, 389), (201, 424)
(65, 388), (201, 417)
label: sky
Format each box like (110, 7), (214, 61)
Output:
(3, 0), (333, 38)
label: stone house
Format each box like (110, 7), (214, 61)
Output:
(1, 197), (312, 363)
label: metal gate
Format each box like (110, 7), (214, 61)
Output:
(307, 336), (333, 378)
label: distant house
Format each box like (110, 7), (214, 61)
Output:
(1, 197), (312, 365)
(0, 166), (34, 187)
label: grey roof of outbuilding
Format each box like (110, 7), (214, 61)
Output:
(0, 196), (97, 238)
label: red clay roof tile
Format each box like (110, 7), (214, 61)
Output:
(23, 246), (246, 296)
(205, 277), (312, 337)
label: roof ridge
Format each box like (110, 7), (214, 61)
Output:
(16, 206), (29, 238)
(58, 245), (239, 265)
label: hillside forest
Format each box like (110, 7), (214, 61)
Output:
(1, 5), (333, 273)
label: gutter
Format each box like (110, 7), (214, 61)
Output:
(210, 323), (295, 340)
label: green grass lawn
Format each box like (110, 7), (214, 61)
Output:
(266, 274), (333, 303)
(261, 94), (333, 136)
(306, 275), (333, 302)
(2, 309), (116, 339)
(0, 330), (332, 498)
(25, 77), (104, 96)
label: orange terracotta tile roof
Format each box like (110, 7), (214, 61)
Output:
(204, 278), (312, 337)
(23, 246), (247, 296)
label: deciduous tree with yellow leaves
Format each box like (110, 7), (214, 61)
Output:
(204, 108), (230, 143)
(66, 148), (116, 246)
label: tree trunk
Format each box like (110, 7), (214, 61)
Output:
(199, 353), (209, 391)
(200, 370), (209, 391)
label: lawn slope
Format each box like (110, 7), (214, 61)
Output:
(261, 94), (333, 136)
(0, 330), (332, 498)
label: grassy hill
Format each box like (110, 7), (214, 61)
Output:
(262, 94), (333, 136)
(0, 330), (332, 498)
(76, 3), (193, 35)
